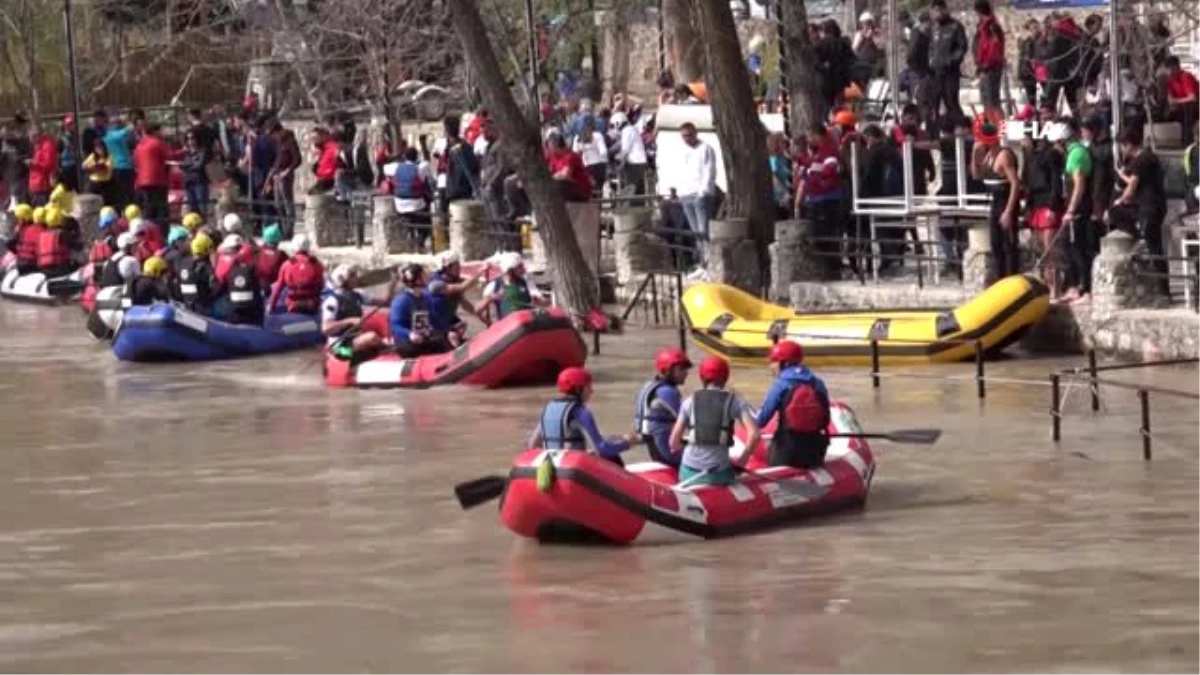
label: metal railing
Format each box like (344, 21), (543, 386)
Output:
(1050, 352), (1200, 459)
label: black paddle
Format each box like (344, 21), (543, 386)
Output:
(455, 475), (507, 510)
(829, 429), (942, 445)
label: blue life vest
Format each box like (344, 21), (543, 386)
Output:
(393, 162), (426, 200)
(633, 378), (677, 435)
(540, 397), (586, 450)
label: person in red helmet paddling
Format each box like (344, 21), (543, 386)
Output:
(632, 347), (692, 467)
(755, 340), (833, 469)
(529, 367), (640, 465)
(669, 356), (760, 487)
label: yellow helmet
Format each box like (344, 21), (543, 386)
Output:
(123, 204), (142, 221)
(190, 232), (214, 257)
(31, 206), (46, 225)
(44, 206), (64, 228)
(142, 255), (169, 277)
(182, 212), (203, 231)
(13, 203), (33, 223)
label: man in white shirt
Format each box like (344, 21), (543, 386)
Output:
(612, 112), (648, 195)
(665, 122), (717, 265)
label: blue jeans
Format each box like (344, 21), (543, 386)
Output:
(185, 181), (209, 217)
(680, 193), (709, 264)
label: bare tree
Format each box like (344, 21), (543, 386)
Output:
(693, 0), (775, 284)
(446, 0), (600, 317)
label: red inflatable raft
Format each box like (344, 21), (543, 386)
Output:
(499, 402), (874, 544)
(325, 307), (588, 389)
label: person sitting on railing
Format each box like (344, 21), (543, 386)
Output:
(1108, 127), (1169, 296)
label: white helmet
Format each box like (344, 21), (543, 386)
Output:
(116, 232), (136, 250)
(436, 249), (461, 269)
(219, 233), (243, 251)
(499, 252), (524, 273)
(222, 213), (243, 234)
(128, 217), (147, 236)
(859, 10), (875, 23)
(331, 263), (359, 288)
(291, 233), (312, 253)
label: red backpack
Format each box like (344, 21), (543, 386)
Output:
(975, 16), (1005, 70)
(781, 382), (831, 434)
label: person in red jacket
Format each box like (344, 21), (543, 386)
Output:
(254, 224), (288, 288)
(1165, 56), (1199, 146)
(972, 0), (1006, 121)
(310, 127), (339, 193)
(268, 234), (325, 314)
(28, 127), (59, 206)
(134, 122), (175, 224)
(545, 130), (592, 202)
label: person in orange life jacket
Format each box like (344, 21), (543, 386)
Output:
(754, 340), (832, 469)
(669, 356), (760, 486)
(269, 234), (325, 314)
(529, 367), (640, 466)
(429, 249), (487, 343)
(36, 206), (81, 277)
(212, 234), (264, 326)
(13, 206), (47, 274)
(389, 264), (455, 357)
(174, 232), (217, 314)
(126, 255), (172, 307)
(254, 224), (288, 289)
(322, 263), (398, 361)
(632, 347), (692, 467)
(98, 233), (141, 288)
(482, 252), (548, 321)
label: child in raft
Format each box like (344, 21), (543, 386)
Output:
(669, 356), (761, 487)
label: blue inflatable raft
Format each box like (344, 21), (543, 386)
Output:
(112, 303), (323, 362)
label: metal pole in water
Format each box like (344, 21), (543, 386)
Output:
(1051, 373), (1061, 442)
(1088, 348), (1100, 411)
(1139, 389), (1151, 460)
(975, 340), (986, 400)
(870, 340), (881, 389)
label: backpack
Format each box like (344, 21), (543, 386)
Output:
(781, 382), (830, 434)
(975, 17), (1005, 70)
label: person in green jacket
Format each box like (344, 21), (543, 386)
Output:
(482, 252), (549, 321)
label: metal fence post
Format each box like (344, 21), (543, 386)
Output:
(870, 340), (880, 389)
(1088, 348), (1100, 411)
(1050, 373), (1061, 442)
(974, 340), (986, 400)
(1139, 389), (1152, 460)
(675, 272), (686, 353)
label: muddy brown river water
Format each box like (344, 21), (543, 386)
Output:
(0, 301), (1196, 673)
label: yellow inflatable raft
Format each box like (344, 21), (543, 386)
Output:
(682, 274), (1050, 366)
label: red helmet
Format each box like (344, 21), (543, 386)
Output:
(655, 347), (692, 373)
(697, 356), (730, 385)
(768, 340), (805, 364)
(556, 367), (593, 395)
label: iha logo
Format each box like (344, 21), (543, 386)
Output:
(1001, 119), (1069, 143)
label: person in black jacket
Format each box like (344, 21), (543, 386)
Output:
(815, 20), (856, 118)
(181, 131), (210, 218)
(1082, 115), (1115, 234)
(907, 12), (934, 124)
(860, 125), (906, 272)
(441, 115), (479, 213)
(1017, 20), (1044, 107)
(928, 0), (968, 126)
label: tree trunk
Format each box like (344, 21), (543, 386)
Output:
(779, 0), (822, 135)
(693, 0), (774, 288)
(601, 0), (632, 99)
(445, 0), (599, 318)
(662, 0), (704, 82)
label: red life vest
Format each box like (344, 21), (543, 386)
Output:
(281, 252), (325, 312)
(88, 237), (115, 264)
(215, 251), (239, 284)
(36, 229), (71, 269)
(781, 382), (831, 434)
(254, 247), (287, 287)
(16, 224), (44, 264)
(134, 238), (161, 264)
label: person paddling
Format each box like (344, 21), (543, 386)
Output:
(322, 263), (397, 361)
(669, 356), (760, 487)
(429, 250), (487, 343)
(754, 340), (832, 469)
(482, 252), (548, 321)
(528, 367), (640, 466)
(632, 347), (692, 467)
